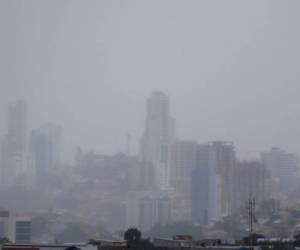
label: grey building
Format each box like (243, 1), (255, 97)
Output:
(208, 141), (236, 221)
(234, 161), (271, 211)
(0, 100), (32, 187)
(170, 140), (197, 199)
(0, 210), (31, 244)
(192, 142), (236, 224)
(30, 123), (62, 178)
(139, 195), (171, 231)
(261, 147), (299, 198)
(140, 91), (176, 190)
(192, 144), (209, 224)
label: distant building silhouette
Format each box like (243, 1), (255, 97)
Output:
(126, 192), (171, 231)
(30, 123), (62, 179)
(234, 160), (271, 210)
(139, 195), (171, 231)
(192, 142), (236, 224)
(261, 147), (299, 199)
(170, 140), (197, 199)
(208, 141), (236, 221)
(140, 91), (176, 190)
(0, 100), (34, 187)
(170, 140), (197, 222)
(192, 144), (210, 224)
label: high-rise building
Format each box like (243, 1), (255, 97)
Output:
(126, 192), (171, 231)
(208, 141), (236, 221)
(140, 91), (176, 190)
(138, 195), (171, 231)
(234, 161), (271, 211)
(261, 147), (299, 198)
(125, 191), (144, 229)
(139, 161), (156, 190)
(191, 142), (236, 224)
(170, 140), (197, 198)
(30, 123), (62, 178)
(192, 144), (209, 224)
(0, 100), (34, 187)
(169, 140), (197, 222)
(7, 100), (27, 153)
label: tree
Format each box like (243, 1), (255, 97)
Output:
(124, 228), (141, 244)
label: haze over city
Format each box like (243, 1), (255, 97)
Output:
(1, 0), (300, 247)
(1, 1), (300, 162)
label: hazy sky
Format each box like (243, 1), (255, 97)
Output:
(1, 0), (300, 162)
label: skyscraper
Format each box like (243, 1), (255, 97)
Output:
(261, 147), (299, 198)
(0, 100), (33, 187)
(192, 142), (236, 224)
(140, 91), (176, 190)
(208, 141), (236, 221)
(192, 144), (209, 224)
(30, 123), (62, 178)
(125, 191), (171, 231)
(138, 195), (171, 231)
(7, 100), (27, 153)
(170, 140), (197, 198)
(169, 140), (197, 223)
(234, 161), (271, 210)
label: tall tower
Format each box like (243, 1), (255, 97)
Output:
(191, 142), (236, 224)
(234, 161), (271, 210)
(140, 91), (176, 190)
(208, 141), (236, 221)
(261, 147), (298, 198)
(7, 100), (27, 153)
(170, 140), (197, 198)
(1, 100), (29, 186)
(30, 123), (62, 179)
(192, 143), (210, 224)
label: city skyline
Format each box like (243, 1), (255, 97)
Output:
(0, 93), (299, 164)
(1, 0), (300, 242)
(1, 1), (300, 162)
(0, 90), (299, 239)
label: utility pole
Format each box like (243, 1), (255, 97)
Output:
(247, 194), (255, 249)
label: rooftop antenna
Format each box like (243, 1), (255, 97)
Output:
(247, 193), (255, 249)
